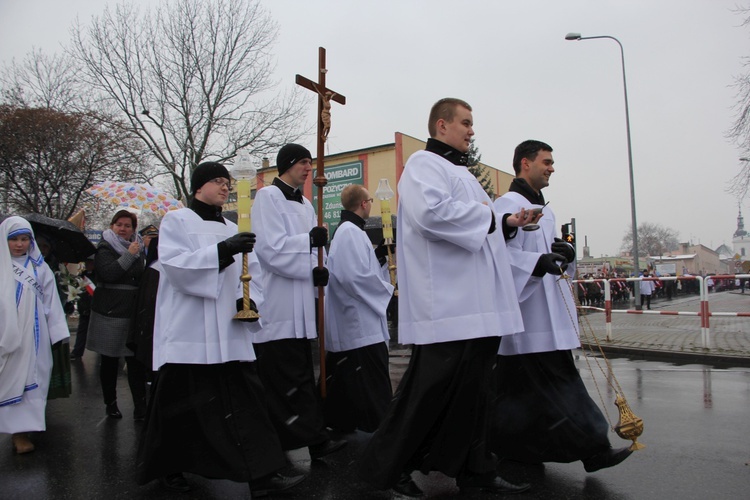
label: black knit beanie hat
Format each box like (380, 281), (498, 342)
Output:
(276, 144), (312, 176)
(191, 161), (231, 193)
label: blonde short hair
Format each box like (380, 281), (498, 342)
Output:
(427, 98), (472, 137)
(341, 184), (369, 211)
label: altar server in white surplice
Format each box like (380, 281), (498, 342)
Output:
(251, 143), (346, 460)
(0, 216), (69, 455)
(323, 184), (394, 433)
(358, 98), (534, 498)
(491, 140), (632, 474)
(137, 161), (305, 496)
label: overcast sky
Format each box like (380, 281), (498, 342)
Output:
(1, 0), (748, 257)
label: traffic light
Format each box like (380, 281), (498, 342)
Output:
(561, 223), (575, 245)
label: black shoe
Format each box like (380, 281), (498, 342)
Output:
(583, 446), (633, 472)
(159, 472), (190, 492)
(457, 473), (530, 494)
(308, 438), (347, 460)
(393, 472), (424, 498)
(250, 472), (306, 498)
(105, 401), (122, 419)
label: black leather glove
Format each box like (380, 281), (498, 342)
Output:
(532, 253), (568, 277)
(551, 237), (576, 263)
(312, 266), (329, 287)
(235, 297), (259, 323)
(374, 239), (395, 266)
(221, 232), (256, 255)
(309, 226), (328, 249)
(236, 297), (258, 313)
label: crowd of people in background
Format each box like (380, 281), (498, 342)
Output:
(574, 270), (743, 309)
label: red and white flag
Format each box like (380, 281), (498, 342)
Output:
(81, 276), (96, 296)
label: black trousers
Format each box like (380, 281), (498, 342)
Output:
(99, 354), (147, 406)
(640, 293), (652, 309)
(71, 314), (89, 357)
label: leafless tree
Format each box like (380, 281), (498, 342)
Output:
(70, 0), (309, 202)
(0, 49), (81, 110)
(620, 222), (680, 257)
(0, 105), (145, 219)
(727, 6), (750, 200)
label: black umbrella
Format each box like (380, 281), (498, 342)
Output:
(364, 215), (397, 245)
(19, 213), (97, 263)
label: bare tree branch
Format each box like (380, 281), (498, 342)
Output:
(0, 105), (146, 219)
(620, 222), (680, 257)
(70, 0), (310, 202)
(0, 49), (80, 110)
(727, 6), (750, 200)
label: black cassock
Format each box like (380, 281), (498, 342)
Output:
(491, 349), (611, 463)
(322, 341), (392, 433)
(253, 338), (329, 450)
(357, 336), (500, 490)
(136, 362), (286, 484)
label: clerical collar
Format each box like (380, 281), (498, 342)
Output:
(190, 198), (225, 223)
(340, 209), (366, 230)
(273, 177), (304, 203)
(508, 178), (545, 205)
(425, 138), (470, 166)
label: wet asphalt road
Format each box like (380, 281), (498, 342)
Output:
(2, 344), (750, 499)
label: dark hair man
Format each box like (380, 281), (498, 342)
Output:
(251, 144), (346, 460)
(492, 140), (633, 473)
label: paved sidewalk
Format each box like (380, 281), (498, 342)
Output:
(579, 290), (750, 366)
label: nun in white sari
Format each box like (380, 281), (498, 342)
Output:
(0, 216), (69, 453)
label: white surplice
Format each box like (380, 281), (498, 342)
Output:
(396, 150), (523, 345)
(152, 208), (260, 370)
(493, 192), (580, 355)
(325, 221), (394, 352)
(251, 185), (320, 343)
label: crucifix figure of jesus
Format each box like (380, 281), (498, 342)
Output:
(296, 49), (346, 148)
(295, 46), (346, 397)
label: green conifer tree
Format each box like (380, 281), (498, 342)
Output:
(466, 139), (495, 199)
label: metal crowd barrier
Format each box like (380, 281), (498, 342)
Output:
(571, 274), (750, 348)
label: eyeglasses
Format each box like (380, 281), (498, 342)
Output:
(210, 177), (232, 190)
(365, 198), (374, 203)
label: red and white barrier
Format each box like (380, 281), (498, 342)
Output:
(572, 274), (750, 349)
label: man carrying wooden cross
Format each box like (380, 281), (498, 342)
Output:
(251, 144), (347, 460)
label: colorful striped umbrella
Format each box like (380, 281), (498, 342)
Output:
(86, 181), (184, 217)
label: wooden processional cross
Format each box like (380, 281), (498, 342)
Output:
(295, 47), (346, 397)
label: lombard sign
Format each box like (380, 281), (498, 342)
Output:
(312, 161), (363, 233)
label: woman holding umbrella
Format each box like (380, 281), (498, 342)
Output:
(87, 210), (148, 419)
(0, 216), (70, 453)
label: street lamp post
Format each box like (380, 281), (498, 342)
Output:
(565, 32), (642, 309)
